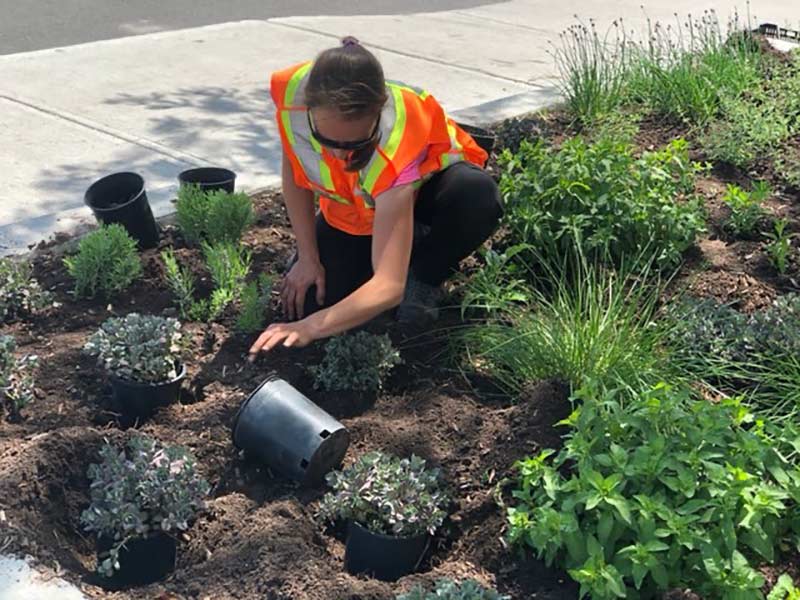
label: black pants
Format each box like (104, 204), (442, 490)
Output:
(304, 162), (502, 315)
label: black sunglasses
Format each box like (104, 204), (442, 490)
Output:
(307, 111), (381, 151)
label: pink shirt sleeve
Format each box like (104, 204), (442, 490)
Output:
(389, 149), (427, 188)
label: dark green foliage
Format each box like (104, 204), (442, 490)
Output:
(176, 185), (254, 245)
(64, 224), (142, 299)
(508, 381), (800, 599)
(311, 331), (401, 392)
(499, 136), (705, 270)
(203, 242), (251, 320)
(766, 218), (794, 274)
(236, 274), (275, 333)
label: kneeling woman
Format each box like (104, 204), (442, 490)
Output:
(249, 37), (502, 357)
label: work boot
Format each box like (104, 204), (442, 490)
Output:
(396, 270), (444, 325)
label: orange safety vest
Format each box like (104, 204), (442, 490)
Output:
(270, 61), (488, 236)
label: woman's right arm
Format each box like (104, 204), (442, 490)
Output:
(280, 152), (326, 319)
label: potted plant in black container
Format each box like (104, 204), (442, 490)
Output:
(80, 435), (210, 588)
(84, 313), (185, 420)
(318, 452), (448, 581)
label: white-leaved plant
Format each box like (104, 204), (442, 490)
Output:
(318, 451), (448, 538)
(80, 436), (210, 578)
(84, 313), (183, 383)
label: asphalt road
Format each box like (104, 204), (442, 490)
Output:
(0, 0), (501, 55)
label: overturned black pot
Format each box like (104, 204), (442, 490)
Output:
(344, 521), (429, 581)
(455, 122), (496, 155)
(232, 377), (350, 486)
(109, 364), (186, 420)
(84, 172), (160, 249)
(97, 532), (176, 589)
(178, 167), (236, 193)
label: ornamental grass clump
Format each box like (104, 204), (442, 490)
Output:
(507, 381), (800, 599)
(0, 258), (51, 324)
(64, 224), (142, 299)
(0, 335), (37, 419)
(84, 313), (183, 384)
(81, 435), (210, 578)
(398, 579), (509, 600)
(312, 331), (402, 392)
(318, 452), (448, 538)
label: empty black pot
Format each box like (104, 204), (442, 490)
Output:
(109, 364), (186, 420)
(344, 521), (429, 581)
(232, 377), (350, 486)
(84, 172), (160, 249)
(97, 532), (176, 589)
(455, 122), (496, 155)
(178, 167), (236, 193)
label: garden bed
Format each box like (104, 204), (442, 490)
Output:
(3, 30), (800, 600)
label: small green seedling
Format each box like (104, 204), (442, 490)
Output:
(236, 274), (275, 333)
(765, 217), (793, 275)
(723, 182), (769, 237)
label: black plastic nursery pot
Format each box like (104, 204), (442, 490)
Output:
(456, 122), (496, 155)
(344, 521), (429, 582)
(231, 377), (350, 486)
(109, 364), (186, 420)
(178, 167), (237, 193)
(97, 532), (176, 589)
(84, 172), (160, 249)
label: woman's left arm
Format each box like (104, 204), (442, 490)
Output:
(249, 184), (415, 356)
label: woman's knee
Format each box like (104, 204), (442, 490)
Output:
(452, 166), (503, 232)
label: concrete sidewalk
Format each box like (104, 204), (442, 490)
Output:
(2, 0), (800, 254)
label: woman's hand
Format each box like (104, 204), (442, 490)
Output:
(248, 320), (315, 361)
(281, 257), (326, 321)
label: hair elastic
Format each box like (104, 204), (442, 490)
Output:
(341, 36), (360, 47)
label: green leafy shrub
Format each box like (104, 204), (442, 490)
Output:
(176, 185), (254, 245)
(700, 94), (791, 169)
(312, 331), (401, 392)
(318, 452), (448, 537)
(499, 136), (705, 270)
(0, 258), (51, 323)
(80, 435), (210, 578)
(769, 574), (800, 600)
(84, 313), (183, 383)
(508, 381), (800, 599)
(64, 224), (142, 299)
(461, 258), (674, 396)
(236, 274), (275, 333)
(0, 335), (37, 419)
(398, 579), (508, 600)
(459, 245), (530, 316)
(722, 182), (769, 237)
(203, 241), (251, 320)
(766, 218), (793, 274)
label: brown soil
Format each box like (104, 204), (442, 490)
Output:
(6, 75), (800, 598)
(0, 192), (578, 599)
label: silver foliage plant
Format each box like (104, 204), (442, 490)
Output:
(0, 258), (52, 324)
(312, 331), (402, 392)
(318, 452), (448, 538)
(0, 335), (38, 417)
(397, 579), (510, 600)
(80, 435), (210, 578)
(84, 313), (183, 384)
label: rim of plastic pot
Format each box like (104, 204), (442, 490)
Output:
(108, 363), (187, 388)
(230, 374), (281, 446)
(178, 167), (237, 187)
(84, 172), (147, 213)
(350, 520), (431, 542)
